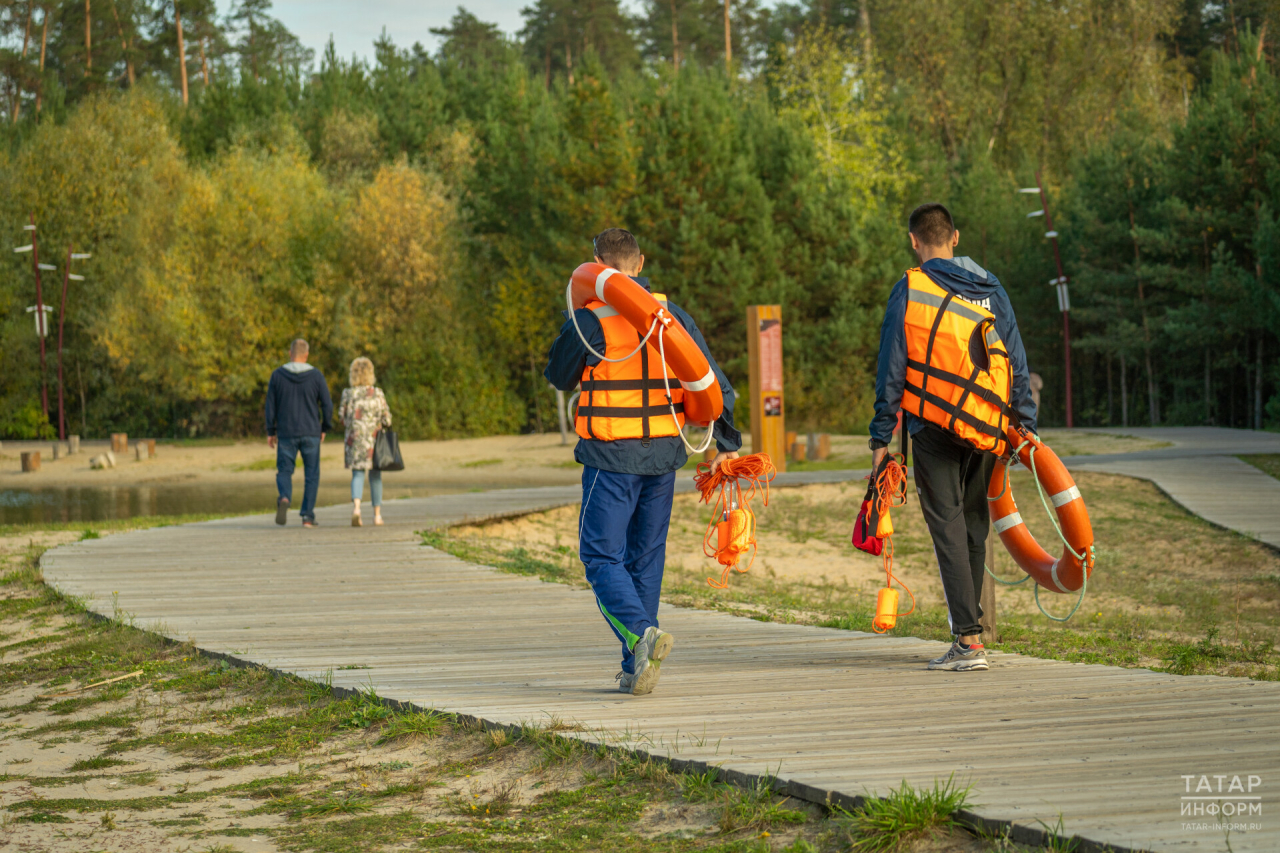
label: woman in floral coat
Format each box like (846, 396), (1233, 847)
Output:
(337, 357), (392, 527)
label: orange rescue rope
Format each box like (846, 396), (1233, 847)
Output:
(694, 453), (777, 589)
(870, 454), (916, 632)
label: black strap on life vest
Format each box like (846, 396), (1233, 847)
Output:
(906, 359), (1012, 412)
(917, 291), (954, 418)
(903, 380), (1005, 442)
(575, 403), (685, 418)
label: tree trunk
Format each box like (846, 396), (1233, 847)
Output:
(1120, 351), (1129, 427)
(1129, 205), (1158, 425)
(12, 3), (32, 122)
(670, 0), (680, 70)
(544, 40), (551, 90)
(200, 36), (209, 86)
(1205, 347), (1213, 425)
(175, 5), (188, 106)
(723, 0), (731, 68)
(1256, 336), (1264, 430)
(35, 5), (48, 114)
(1106, 351), (1113, 425)
(109, 0), (134, 86)
(564, 41), (573, 86)
(859, 0), (872, 57)
(85, 0), (92, 76)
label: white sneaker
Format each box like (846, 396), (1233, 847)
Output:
(927, 642), (989, 671)
(629, 627), (674, 695)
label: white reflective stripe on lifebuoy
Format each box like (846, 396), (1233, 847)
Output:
(1049, 558), (1069, 593)
(595, 267), (620, 303)
(1051, 485), (1082, 508)
(993, 512), (1024, 534)
(680, 368), (717, 393)
(591, 304), (618, 319)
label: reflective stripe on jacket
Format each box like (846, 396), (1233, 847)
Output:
(901, 269), (1012, 455)
(575, 295), (686, 441)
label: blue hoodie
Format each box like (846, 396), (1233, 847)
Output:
(869, 256), (1038, 447)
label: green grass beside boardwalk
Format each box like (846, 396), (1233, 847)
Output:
(1240, 454), (1280, 481)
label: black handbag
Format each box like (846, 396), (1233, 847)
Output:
(372, 429), (404, 471)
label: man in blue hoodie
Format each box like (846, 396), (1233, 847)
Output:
(869, 203), (1038, 671)
(265, 339), (333, 528)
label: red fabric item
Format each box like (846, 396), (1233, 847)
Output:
(851, 498), (884, 556)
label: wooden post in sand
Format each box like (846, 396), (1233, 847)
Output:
(111, 432), (127, 454)
(747, 305), (786, 472)
(981, 524), (999, 642)
(21, 451), (41, 472)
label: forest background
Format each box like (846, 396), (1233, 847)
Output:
(0, 0), (1278, 441)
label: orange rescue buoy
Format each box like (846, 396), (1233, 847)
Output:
(568, 262), (723, 427)
(987, 425), (1095, 593)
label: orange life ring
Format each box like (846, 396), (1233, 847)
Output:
(569, 262), (723, 427)
(987, 425), (1095, 592)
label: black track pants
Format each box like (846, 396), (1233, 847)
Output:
(911, 425), (997, 637)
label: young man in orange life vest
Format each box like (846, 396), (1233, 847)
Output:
(544, 228), (742, 695)
(870, 203), (1039, 671)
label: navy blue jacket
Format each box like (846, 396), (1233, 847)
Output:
(264, 363), (333, 438)
(544, 276), (742, 476)
(870, 256), (1038, 447)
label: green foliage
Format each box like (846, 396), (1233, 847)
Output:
(834, 775), (971, 852)
(1, 3), (1276, 436)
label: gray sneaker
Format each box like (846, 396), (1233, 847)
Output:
(629, 627), (674, 695)
(927, 642), (989, 671)
(615, 670), (635, 693)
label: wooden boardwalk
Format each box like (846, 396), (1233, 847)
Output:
(41, 484), (1280, 853)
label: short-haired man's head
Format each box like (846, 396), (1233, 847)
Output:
(592, 228), (642, 273)
(908, 203), (956, 248)
(290, 338), (309, 359)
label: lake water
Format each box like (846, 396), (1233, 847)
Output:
(0, 482), (464, 525)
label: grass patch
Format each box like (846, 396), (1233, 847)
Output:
(376, 710), (449, 744)
(67, 755), (130, 772)
(460, 458), (503, 468)
(1240, 453), (1280, 481)
(717, 774), (808, 833)
(835, 775), (971, 852)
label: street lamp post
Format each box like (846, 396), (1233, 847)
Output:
(15, 214), (52, 424)
(58, 250), (91, 441)
(1020, 174), (1074, 428)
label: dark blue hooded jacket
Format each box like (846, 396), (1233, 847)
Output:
(264, 362), (333, 438)
(544, 276), (742, 476)
(869, 256), (1038, 447)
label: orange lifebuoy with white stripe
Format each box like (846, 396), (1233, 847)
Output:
(987, 425), (1095, 592)
(569, 262), (723, 427)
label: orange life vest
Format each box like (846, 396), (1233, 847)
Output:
(901, 268), (1012, 456)
(575, 294), (686, 441)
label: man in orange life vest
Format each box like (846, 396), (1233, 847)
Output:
(544, 228), (742, 695)
(870, 203), (1039, 671)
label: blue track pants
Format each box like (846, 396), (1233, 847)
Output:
(578, 465), (676, 674)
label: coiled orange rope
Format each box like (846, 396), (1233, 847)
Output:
(871, 454), (916, 632)
(694, 453), (777, 589)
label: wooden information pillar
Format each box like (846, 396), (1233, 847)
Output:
(746, 305), (786, 472)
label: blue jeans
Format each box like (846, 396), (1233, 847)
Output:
(276, 434), (321, 522)
(578, 465), (676, 674)
(350, 469), (382, 507)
